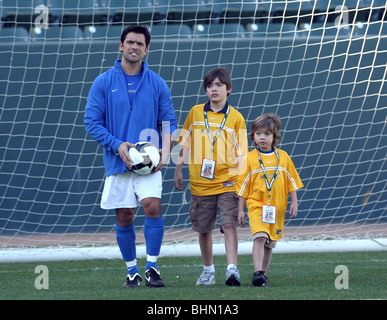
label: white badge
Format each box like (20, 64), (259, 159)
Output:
(262, 205), (277, 224)
(200, 158), (216, 180)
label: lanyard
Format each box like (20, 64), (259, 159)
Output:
(203, 105), (230, 151)
(257, 148), (280, 205)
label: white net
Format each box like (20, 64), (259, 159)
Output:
(0, 1), (386, 260)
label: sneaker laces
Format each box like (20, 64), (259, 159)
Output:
(200, 269), (214, 281)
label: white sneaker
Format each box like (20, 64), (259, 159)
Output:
(225, 266), (241, 286)
(196, 269), (215, 285)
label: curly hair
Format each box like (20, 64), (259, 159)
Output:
(250, 113), (281, 147)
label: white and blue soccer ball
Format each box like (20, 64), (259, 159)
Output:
(128, 142), (160, 175)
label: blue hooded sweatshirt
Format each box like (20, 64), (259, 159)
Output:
(84, 60), (177, 177)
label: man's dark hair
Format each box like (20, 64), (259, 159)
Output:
(120, 25), (151, 47)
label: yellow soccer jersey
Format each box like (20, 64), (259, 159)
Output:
(237, 148), (303, 241)
(177, 102), (248, 196)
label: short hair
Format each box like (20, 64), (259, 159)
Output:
(120, 25), (151, 47)
(250, 113), (281, 147)
(203, 68), (232, 94)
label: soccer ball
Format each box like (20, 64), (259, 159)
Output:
(128, 142), (160, 175)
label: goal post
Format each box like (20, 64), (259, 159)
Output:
(0, 1), (386, 262)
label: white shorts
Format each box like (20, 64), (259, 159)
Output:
(101, 171), (162, 210)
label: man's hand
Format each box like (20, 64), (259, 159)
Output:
(117, 142), (135, 169)
(153, 149), (165, 173)
(153, 133), (174, 174)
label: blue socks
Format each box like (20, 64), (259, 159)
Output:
(115, 216), (164, 274)
(144, 216), (164, 270)
(115, 223), (139, 274)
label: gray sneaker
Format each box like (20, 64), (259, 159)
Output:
(225, 266), (241, 286)
(196, 269), (215, 285)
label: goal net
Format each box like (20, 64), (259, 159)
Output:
(1, 0), (386, 262)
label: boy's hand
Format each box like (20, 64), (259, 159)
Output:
(289, 202), (298, 219)
(174, 169), (184, 191)
(238, 210), (246, 228)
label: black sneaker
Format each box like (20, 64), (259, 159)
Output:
(145, 267), (165, 287)
(263, 273), (270, 286)
(123, 273), (142, 288)
(225, 266), (241, 286)
(252, 271), (268, 287)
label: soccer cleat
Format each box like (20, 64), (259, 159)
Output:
(123, 273), (142, 288)
(196, 270), (215, 285)
(225, 266), (241, 286)
(145, 267), (165, 287)
(252, 270), (269, 287)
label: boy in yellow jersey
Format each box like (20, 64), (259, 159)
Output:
(174, 68), (248, 286)
(237, 113), (303, 286)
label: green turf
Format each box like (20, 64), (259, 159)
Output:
(0, 251), (386, 300)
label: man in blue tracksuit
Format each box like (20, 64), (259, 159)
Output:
(84, 25), (177, 288)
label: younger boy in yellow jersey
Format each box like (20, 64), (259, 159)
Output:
(174, 68), (248, 286)
(237, 113), (303, 286)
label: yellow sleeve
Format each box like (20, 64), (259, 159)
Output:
(284, 155), (304, 192)
(236, 154), (250, 198)
(235, 114), (248, 157)
(177, 108), (194, 147)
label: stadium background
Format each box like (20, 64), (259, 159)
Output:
(0, 1), (386, 247)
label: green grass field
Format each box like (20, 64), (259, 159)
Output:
(1, 251), (386, 300)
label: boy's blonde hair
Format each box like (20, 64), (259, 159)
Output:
(250, 113), (281, 147)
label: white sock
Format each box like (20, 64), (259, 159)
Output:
(204, 264), (215, 273)
(227, 264), (237, 270)
(125, 259), (138, 274)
